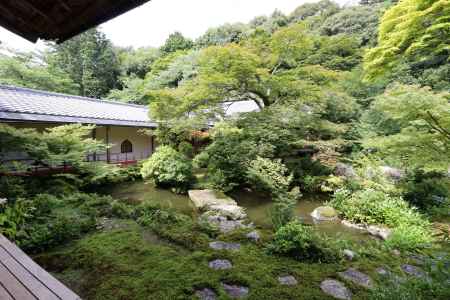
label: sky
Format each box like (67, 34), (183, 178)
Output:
(0, 0), (352, 52)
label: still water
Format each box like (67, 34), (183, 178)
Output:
(111, 181), (369, 240)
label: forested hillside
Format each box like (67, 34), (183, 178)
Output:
(0, 1), (449, 299)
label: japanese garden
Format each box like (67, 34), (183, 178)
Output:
(0, 0), (449, 299)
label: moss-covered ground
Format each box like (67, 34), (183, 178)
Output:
(34, 216), (438, 300)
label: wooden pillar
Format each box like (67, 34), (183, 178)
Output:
(151, 135), (155, 156)
(92, 127), (97, 161)
(106, 126), (111, 163)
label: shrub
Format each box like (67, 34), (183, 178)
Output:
(271, 189), (300, 230)
(141, 146), (194, 192)
(111, 201), (132, 219)
(267, 221), (339, 262)
(0, 176), (26, 200)
(246, 157), (293, 195)
(330, 188), (433, 250)
(178, 141), (194, 158)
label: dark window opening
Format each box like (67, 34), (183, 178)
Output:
(121, 140), (133, 153)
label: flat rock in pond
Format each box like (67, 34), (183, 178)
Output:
(278, 275), (298, 286)
(188, 190), (237, 210)
(209, 241), (241, 251)
(209, 259), (232, 270)
(311, 206), (338, 221)
(338, 268), (374, 289)
(320, 279), (352, 300)
(221, 283), (249, 299)
(401, 264), (426, 278)
(195, 288), (217, 300)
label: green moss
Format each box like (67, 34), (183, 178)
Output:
(35, 219), (415, 300)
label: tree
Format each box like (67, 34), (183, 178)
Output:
(47, 28), (120, 98)
(364, 0), (450, 81)
(160, 32), (193, 54)
(0, 52), (78, 94)
(320, 4), (384, 46)
(289, 0), (340, 23)
(116, 46), (160, 79)
(196, 23), (249, 48)
(361, 84), (450, 171)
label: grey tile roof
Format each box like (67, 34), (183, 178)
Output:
(0, 85), (157, 127)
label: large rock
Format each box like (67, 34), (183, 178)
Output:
(401, 264), (426, 278)
(320, 279), (352, 300)
(278, 275), (298, 286)
(335, 163), (356, 178)
(311, 206), (339, 222)
(338, 268), (374, 289)
(188, 190), (237, 210)
(221, 283), (249, 299)
(208, 204), (247, 220)
(204, 214), (251, 233)
(246, 230), (260, 242)
(367, 225), (391, 240)
(379, 166), (404, 181)
(209, 241), (241, 251)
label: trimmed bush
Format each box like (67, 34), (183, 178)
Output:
(141, 146), (194, 192)
(267, 221), (339, 262)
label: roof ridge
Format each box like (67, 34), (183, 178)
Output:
(0, 84), (146, 109)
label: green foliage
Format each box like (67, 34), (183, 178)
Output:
(361, 84), (450, 171)
(267, 221), (339, 262)
(0, 53), (78, 94)
(246, 157), (293, 195)
(369, 257), (450, 300)
(196, 23), (249, 47)
(160, 32), (194, 54)
(320, 4), (384, 46)
(0, 123), (106, 171)
(47, 28), (120, 98)
(364, 0), (450, 82)
(330, 188), (433, 250)
(141, 146), (194, 192)
(270, 190), (300, 230)
(0, 176), (26, 200)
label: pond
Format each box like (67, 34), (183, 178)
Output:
(110, 181), (369, 240)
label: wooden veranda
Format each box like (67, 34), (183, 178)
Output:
(0, 234), (80, 300)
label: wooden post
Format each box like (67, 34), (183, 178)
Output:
(92, 127), (97, 161)
(151, 135), (155, 156)
(106, 126), (111, 163)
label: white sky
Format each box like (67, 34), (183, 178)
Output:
(0, 0), (352, 52)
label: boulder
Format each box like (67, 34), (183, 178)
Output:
(221, 283), (249, 299)
(320, 279), (352, 300)
(278, 275), (298, 286)
(188, 190), (236, 210)
(401, 264), (426, 278)
(335, 163), (356, 178)
(311, 206), (339, 222)
(379, 166), (404, 181)
(204, 213), (250, 233)
(246, 230), (260, 242)
(195, 288), (217, 300)
(208, 204), (247, 220)
(209, 241), (241, 251)
(343, 249), (356, 261)
(367, 225), (391, 240)
(338, 268), (374, 289)
(209, 259), (232, 270)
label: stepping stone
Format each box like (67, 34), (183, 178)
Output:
(338, 268), (374, 289)
(221, 283), (249, 299)
(209, 241), (240, 251)
(209, 259), (232, 270)
(320, 279), (352, 300)
(195, 288), (217, 300)
(278, 275), (298, 286)
(375, 267), (389, 276)
(401, 264), (426, 278)
(246, 230), (260, 242)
